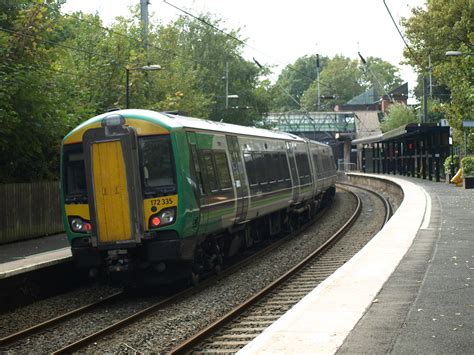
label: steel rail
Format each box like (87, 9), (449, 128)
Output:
(338, 181), (393, 225)
(0, 291), (124, 347)
(169, 185), (362, 354)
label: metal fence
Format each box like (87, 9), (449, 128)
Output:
(337, 160), (357, 172)
(0, 181), (63, 244)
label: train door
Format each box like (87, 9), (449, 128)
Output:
(83, 122), (143, 247)
(226, 135), (249, 223)
(186, 132), (208, 235)
(91, 141), (132, 243)
(286, 141), (299, 203)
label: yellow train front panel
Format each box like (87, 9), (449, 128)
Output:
(92, 140), (132, 243)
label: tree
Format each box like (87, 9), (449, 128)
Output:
(270, 54), (329, 111)
(0, 4), (272, 182)
(150, 14), (269, 125)
(300, 55), (362, 110)
(0, 0), (69, 182)
(401, 0), (473, 151)
(359, 56), (403, 95)
(380, 103), (417, 132)
(298, 55), (402, 111)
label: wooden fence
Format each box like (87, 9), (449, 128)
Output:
(0, 181), (64, 244)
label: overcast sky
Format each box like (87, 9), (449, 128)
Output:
(62, 0), (426, 102)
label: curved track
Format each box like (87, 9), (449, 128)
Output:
(170, 183), (391, 354)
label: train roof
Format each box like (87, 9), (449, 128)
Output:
(64, 109), (307, 144)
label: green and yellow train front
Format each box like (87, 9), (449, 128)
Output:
(60, 111), (200, 279)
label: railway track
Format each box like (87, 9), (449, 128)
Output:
(0, 183), (381, 354)
(0, 195), (332, 353)
(0, 291), (124, 348)
(170, 183), (391, 354)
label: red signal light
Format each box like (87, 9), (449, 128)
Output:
(151, 216), (161, 227)
(83, 223), (92, 232)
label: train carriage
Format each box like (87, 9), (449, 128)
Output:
(60, 109), (336, 284)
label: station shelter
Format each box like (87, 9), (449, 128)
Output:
(351, 123), (451, 182)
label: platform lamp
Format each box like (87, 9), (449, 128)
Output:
(125, 64), (162, 109)
(445, 51), (473, 57)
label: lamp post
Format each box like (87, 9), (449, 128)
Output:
(125, 64), (162, 109)
(213, 94), (239, 120)
(445, 50), (472, 57)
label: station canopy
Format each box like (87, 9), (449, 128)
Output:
(352, 123), (449, 145)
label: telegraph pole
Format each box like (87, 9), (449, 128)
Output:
(428, 53), (433, 97)
(140, 0), (149, 62)
(423, 76), (428, 123)
(225, 56), (229, 109)
(316, 54), (321, 111)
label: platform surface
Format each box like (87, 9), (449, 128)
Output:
(239, 174), (474, 354)
(0, 233), (70, 279)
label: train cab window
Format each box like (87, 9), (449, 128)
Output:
(214, 151), (232, 190)
(139, 135), (177, 197)
(63, 144), (87, 202)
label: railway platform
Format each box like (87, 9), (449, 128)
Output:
(0, 233), (70, 279)
(240, 173), (474, 354)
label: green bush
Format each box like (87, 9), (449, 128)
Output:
(461, 156), (474, 177)
(443, 155), (459, 172)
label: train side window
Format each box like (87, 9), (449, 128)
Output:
(296, 153), (311, 185)
(278, 153), (291, 187)
(189, 144), (205, 195)
(253, 153), (266, 185)
(244, 153), (257, 186)
(273, 154), (283, 182)
(214, 151), (232, 190)
(199, 152), (219, 193)
(316, 155), (324, 178)
(311, 153), (318, 175)
(323, 156), (330, 172)
(264, 153), (276, 184)
(313, 153), (321, 178)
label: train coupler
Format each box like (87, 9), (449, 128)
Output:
(106, 249), (131, 272)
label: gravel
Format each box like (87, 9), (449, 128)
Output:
(0, 284), (119, 339)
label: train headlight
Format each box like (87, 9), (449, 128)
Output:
(101, 114), (125, 127)
(149, 207), (176, 229)
(70, 217), (92, 233)
(160, 209), (175, 224)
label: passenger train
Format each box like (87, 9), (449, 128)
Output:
(60, 109), (337, 284)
